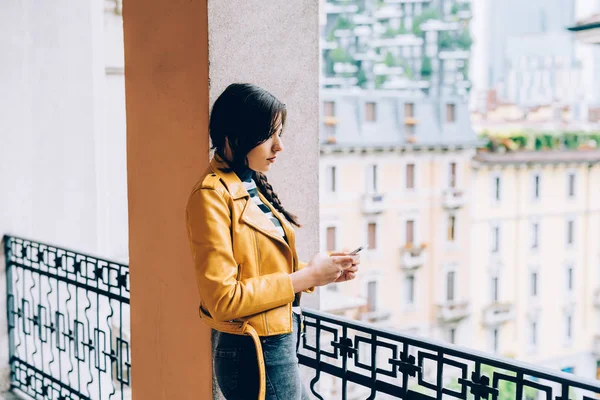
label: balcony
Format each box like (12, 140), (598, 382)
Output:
(437, 300), (471, 323)
(362, 192), (386, 214)
(400, 243), (427, 270)
(5, 236), (600, 400)
(4, 235), (131, 400)
(297, 309), (600, 399)
(482, 302), (515, 327)
(359, 307), (393, 328)
(442, 188), (465, 209)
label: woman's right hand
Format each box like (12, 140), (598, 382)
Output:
(306, 253), (358, 287)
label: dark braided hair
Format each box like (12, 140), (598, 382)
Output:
(209, 83), (301, 227)
(253, 172), (301, 227)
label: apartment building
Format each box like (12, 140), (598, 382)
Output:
(319, 89), (478, 341)
(469, 149), (600, 380)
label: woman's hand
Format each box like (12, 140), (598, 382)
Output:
(307, 253), (358, 287)
(290, 252), (359, 293)
(330, 250), (360, 282)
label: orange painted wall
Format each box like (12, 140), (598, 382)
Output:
(122, 1), (211, 398)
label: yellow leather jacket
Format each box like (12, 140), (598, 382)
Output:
(185, 155), (312, 399)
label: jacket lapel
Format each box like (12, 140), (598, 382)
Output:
(240, 195), (290, 249)
(209, 156), (291, 250)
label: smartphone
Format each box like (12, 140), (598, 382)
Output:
(349, 245), (368, 255)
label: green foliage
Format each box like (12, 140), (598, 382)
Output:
(412, 8), (441, 36)
(404, 64), (414, 79)
(383, 26), (397, 38)
(399, 20), (407, 34)
(335, 16), (354, 30)
(375, 74), (387, 88)
(356, 68), (368, 88)
(446, 365), (537, 400)
(460, 60), (470, 79)
(421, 56), (433, 78)
(383, 21), (408, 38)
(451, 4), (459, 15)
(439, 31), (454, 50)
(481, 130), (600, 152)
(326, 15), (355, 42)
(384, 52), (396, 67)
(563, 132), (580, 149)
(329, 47), (353, 63)
(457, 29), (473, 50)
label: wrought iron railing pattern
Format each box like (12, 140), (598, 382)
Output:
(4, 235), (600, 399)
(298, 309), (600, 400)
(4, 235), (130, 400)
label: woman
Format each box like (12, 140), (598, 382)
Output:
(185, 83), (360, 400)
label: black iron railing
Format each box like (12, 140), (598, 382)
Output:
(298, 309), (600, 400)
(4, 235), (130, 400)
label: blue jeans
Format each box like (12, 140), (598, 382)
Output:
(214, 313), (309, 400)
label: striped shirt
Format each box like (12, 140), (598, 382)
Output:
(238, 170), (301, 312)
(241, 178), (287, 240)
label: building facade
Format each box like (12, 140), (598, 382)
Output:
(320, 91), (600, 378)
(320, 0), (472, 97)
(470, 150), (600, 380)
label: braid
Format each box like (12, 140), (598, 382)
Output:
(254, 172), (302, 228)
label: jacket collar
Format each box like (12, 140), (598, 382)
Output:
(209, 155), (249, 200)
(208, 155), (295, 253)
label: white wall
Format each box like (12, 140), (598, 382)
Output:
(0, 0), (128, 392)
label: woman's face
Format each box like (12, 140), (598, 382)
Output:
(246, 119), (284, 173)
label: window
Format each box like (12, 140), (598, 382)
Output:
(491, 276), (499, 302)
(406, 220), (415, 246)
(324, 101), (335, 117)
(327, 166), (336, 192)
(405, 275), (415, 305)
(367, 280), (378, 312)
(449, 162), (457, 188)
(446, 103), (456, 122)
(446, 271), (455, 302)
(405, 102), (415, 117)
(326, 227), (336, 253)
(567, 172), (576, 198)
(447, 215), (456, 242)
(365, 102), (376, 122)
(531, 271), (538, 297)
(565, 314), (572, 342)
(532, 173), (541, 200)
(406, 163), (415, 189)
(566, 219), (575, 246)
(492, 175), (502, 202)
(491, 225), (500, 253)
(368, 222), (377, 250)
(492, 328), (499, 353)
(567, 265), (574, 292)
(405, 123), (415, 136)
(531, 222), (539, 249)
(530, 320), (537, 346)
(367, 164), (378, 192)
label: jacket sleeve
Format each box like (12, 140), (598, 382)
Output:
(186, 187), (295, 322)
(297, 261), (315, 293)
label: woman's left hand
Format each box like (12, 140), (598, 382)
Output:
(333, 265), (358, 282)
(329, 250), (360, 282)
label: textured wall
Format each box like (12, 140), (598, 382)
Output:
(207, 2), (320, 398)
(208, 1), (321, 276)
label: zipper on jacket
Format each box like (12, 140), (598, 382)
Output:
(253, 230), (270, 335)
